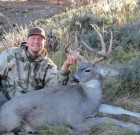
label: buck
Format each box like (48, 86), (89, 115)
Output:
(0, 25), (140, 135)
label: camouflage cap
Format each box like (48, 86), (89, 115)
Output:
(27, 27), (46, 39)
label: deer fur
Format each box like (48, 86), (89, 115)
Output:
(0, 61), (140, 135)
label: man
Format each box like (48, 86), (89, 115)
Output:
(0, 27), (78, 102)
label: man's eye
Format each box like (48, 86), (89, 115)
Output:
(31, 37), (35, 40)
(39, 38), (42, 40)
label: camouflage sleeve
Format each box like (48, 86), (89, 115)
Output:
(43, 58), (70, 87)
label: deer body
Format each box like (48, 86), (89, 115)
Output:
(1, 62), (140, 134)
(0, 63), (103, 134)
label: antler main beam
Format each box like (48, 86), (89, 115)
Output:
(65, 24), (113, 64)
(81, 24), (113, 65)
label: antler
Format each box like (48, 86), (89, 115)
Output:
(81, 24), (113, 65)
(65, 31), (84, 61)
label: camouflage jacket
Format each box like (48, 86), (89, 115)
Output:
(0, 43), (70, 99)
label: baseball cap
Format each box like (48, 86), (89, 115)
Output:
(27, 27), (46, 39)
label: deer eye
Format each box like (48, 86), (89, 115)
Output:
(85, 70), (91, 72)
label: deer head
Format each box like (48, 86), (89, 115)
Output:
(67, 24), (118, 84)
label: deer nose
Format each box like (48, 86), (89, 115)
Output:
(70, 75), (80, 84)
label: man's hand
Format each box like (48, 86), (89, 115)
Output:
(62, 53), (78, 72)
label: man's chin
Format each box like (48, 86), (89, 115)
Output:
(30, 51), (40, 56)
(32, 48), (41, 53)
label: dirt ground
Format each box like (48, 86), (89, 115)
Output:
(0, 0), (72, 26)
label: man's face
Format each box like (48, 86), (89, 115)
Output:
(27, 35), (46, 56)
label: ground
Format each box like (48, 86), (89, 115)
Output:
(0, 0), (71, 27)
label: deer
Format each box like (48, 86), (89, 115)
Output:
(0, 25), (140, 135)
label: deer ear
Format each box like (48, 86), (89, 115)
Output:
(94, 65), (119, 78)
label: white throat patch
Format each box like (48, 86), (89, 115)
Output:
(81, 80), (101, 88)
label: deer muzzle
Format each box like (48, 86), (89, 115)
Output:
(70, 75), (80, 84)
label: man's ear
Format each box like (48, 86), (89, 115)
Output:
(44, 38), (46, 44)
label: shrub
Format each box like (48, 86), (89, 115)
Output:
(114, 23), (140, 51)
(119, 54), (140, 92)
(69, 15), (103, 32)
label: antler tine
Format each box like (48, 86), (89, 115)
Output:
(107, 30), (113, 54)
(81, 24), (113, 65)
(91, 24), (113, 65)
(74, 30), (79, 51)
(81, 38), (98, 54)
(81, 37), (105, 65)
(65, 32), (72, 53)
(91, 24), (106, 54)
(72, 31), (84, 60)
(65, 31), (84, 61)
(65, 42), (72, 53)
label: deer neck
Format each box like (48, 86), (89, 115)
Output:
(80, 79), (103, 103)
